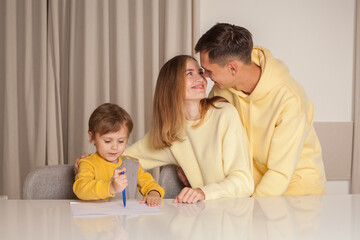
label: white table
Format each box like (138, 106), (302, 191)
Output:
(1, 194), (359, 240)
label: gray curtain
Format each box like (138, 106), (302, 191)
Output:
(0, 0), (48, 199)
(0, 0), (200, 199)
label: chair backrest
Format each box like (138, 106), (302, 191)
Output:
(158, 165), (185, 199)
(23, 164), (77, 199)
(23, 164), (184, 199)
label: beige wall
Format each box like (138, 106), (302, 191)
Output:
(314, 122), (353, 180)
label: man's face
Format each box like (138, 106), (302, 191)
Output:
(199, 51), (234, 90)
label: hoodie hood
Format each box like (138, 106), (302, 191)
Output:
(228, 46), (291, 102)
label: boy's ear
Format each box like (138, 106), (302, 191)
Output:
(88, 131), (95, 144)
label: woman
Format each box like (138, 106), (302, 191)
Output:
(124, 55), (254, 203)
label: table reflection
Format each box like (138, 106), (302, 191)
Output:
(71, 198), (253, 240)
(143, 198), (252, 239)
(71, 196), (323, 240)
(252, 196), (323, 240)
(73, 215), (130, 240)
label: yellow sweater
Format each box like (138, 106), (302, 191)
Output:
(125, 102), (254, 200)
(73, 153), (164, 200)
(210, 46), (326, 197)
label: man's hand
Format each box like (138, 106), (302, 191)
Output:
(74, 152), (91, 174)
(173, 187), (205, 204)
(177, 166), (190, 187)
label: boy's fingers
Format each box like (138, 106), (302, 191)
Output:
(113, 169), (122, 177)
(116, 167), (126, 174)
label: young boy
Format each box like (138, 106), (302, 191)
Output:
(73, 103), (164, 206)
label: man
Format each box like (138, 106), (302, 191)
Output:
(188, 23), (326, 197)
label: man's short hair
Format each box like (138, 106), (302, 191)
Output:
(195, 23), (253, 66)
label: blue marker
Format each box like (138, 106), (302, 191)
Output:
(121, 171), (126, 207)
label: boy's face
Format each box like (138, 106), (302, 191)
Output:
(89, 126), (129, 164)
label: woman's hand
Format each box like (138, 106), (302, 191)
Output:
(173, 187), (205, 204)
(74, 152), (91, 174)
(141, 190), (161, 207)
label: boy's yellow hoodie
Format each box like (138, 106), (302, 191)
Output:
(211, 46), (326, 197)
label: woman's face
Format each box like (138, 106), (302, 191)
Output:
(185, 58), (207, 101)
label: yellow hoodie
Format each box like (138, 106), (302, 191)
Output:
(211, 47), (326, 197)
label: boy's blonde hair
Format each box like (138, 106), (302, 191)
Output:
(88, 103), (133, 137)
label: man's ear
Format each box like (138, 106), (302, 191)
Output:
(226, 61), (238, 75)
(88, 131), (95, 145)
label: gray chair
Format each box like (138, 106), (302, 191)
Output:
(23, 164), (77, 199)
(158, 165), (185, 198)
(23, 164), (184, 200)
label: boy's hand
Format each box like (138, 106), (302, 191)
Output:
(173, 187), (204, 204)
(110, 168), (128, 194)
(74, 152), (91, 174)
(140, 190), (161, 207)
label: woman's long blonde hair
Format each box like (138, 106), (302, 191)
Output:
(150, 55), (225, 149)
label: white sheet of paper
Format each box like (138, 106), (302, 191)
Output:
(70, 200), (161, 217)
